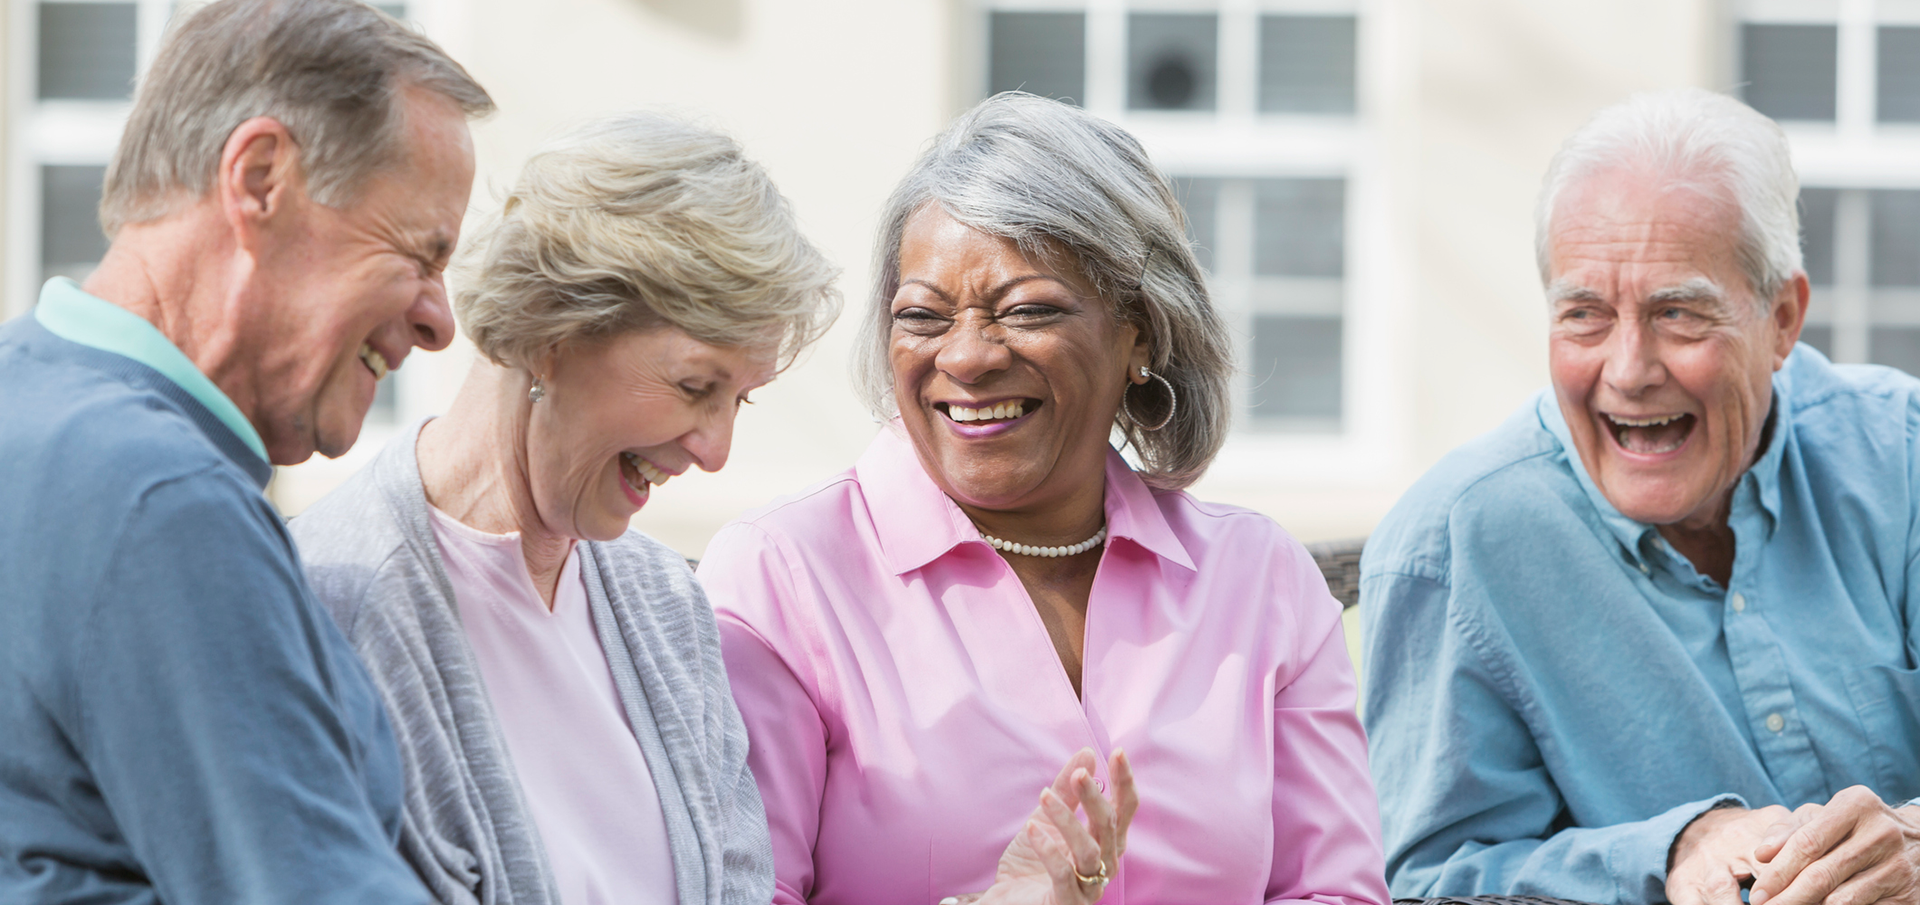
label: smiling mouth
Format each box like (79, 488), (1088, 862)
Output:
(1604, 412), (1696, 455)
(358, 342), (391, 381)
(619, 451), (672, 498)
(937, 399), (1039, 424)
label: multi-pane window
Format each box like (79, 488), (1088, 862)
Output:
(1738, 2), (1920, 378)
(983, 2), (1361, 433)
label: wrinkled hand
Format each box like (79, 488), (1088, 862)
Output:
(1667, 803), (1793, 905)
(940, 748), (1139, 905)
(1747, 786), (1920, 905)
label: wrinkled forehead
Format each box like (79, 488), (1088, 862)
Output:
(1546, 166), (1750, 292)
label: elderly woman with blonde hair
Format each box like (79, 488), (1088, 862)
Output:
(290, 112), (839, 905)
(700, 93), (1390, 905)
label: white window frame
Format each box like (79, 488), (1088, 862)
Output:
(1736, 0), (1920, 366)
(971, 0), (1402, 482)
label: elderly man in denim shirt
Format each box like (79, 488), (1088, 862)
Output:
(1364, 89), (1920, 905)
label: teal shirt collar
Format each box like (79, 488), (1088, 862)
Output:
(34, 278), (269, 461)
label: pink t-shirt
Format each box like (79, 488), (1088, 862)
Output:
(427, 506), (678, 905)
(701, 428), (1389, 905)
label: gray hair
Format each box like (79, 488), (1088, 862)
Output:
(101, 0), (493, 234)
(858, 92), (1232, 491)
(455, 111), (841, 370)
(1535, 88), (1802, 305)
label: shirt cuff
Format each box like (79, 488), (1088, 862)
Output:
(1899, 797), (1920, 810)
(1642, 794), (1750, 888)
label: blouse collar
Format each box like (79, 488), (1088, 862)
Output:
(854, 423), (1196, 576)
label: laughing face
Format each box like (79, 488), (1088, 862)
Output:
(523, 325), (775, 542)
(888, 204), (1148, 516)
(244, 86), (475, 463)
(1545, 166), (1805, 529)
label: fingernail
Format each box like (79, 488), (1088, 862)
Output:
(1752, 890), (1769, 905)
(940, 899), (960, 905)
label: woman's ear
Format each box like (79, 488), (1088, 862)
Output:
(1127, 324), (1153, 383)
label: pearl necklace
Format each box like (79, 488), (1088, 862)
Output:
(979, 525), (1108, 558)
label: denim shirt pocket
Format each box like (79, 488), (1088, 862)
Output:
(1843, 662), (1920, 802)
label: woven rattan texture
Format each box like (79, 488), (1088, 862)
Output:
(1306, 537), (1366, 609)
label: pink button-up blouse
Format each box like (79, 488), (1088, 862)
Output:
(700, 428), (1388, 905)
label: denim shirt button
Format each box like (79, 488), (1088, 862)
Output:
(1766, 712), (1786, 733)
(1731, 592), (1747, 613)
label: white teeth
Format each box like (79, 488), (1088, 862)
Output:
(946, 402), (1026, 423)
(359, 342), (389, 381)
(623, 452), (671, 487)
(1609, 413), (1682, 427)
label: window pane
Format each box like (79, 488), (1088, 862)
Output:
(1251, 315), (1341, 421)
(989, 12), (1085, 104)
(1128, 13), (1216, 111)
(1255, 178), (1344, 277)
(1872, 189), (1920, 287)
(1880, 27), (1920, 122)
(1740, 23), (1837, 121)
(1259, 15), (1356, 114)
(1800, 324), (1833, 357)
(39, 2), (138, 100)
(1801, 187), (1837, 286)
(1173, 177), (1220, 273)
(42, 165), (107, 281)
(1871, 326), (1920, 376)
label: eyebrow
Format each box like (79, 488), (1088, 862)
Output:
(897, 273), (1076, 304)
(1647, 277), (1725, 305)
(1547, 280), (1603, 304)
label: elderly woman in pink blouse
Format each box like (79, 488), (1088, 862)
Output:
(697, 93), (1389, 905)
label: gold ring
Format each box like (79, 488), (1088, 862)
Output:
(1074, 860), (1109, 888)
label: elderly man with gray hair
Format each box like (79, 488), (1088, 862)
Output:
(0, 0), (490, 901)
(1363, 88), (1920, 905)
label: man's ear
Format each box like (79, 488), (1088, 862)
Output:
(216, 116), (303, 248)
(1771, 270), (1810, 368)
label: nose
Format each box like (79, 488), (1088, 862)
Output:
(1602, 318), (1666, 397)
(934, 312), (1012, 384)
(683, 403), (740, 474)
(407, 275), (457, 352)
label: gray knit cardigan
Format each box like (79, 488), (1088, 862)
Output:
(288, 421), (773, 905)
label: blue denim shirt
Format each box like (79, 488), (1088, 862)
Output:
(1361, 345), (1920, 905)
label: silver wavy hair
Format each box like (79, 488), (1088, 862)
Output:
(456, 111), (841, 370)
(1536, 88), (1803, 305)
(856, 92), (1233, 491)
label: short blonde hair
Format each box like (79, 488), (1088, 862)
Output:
(456, 112), (841, 369)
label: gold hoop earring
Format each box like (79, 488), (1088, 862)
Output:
(1122, 366), (1176, 431)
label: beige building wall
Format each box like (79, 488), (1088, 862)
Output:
(249, 0), (1727, 562)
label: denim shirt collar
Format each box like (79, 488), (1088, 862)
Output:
(855, 422), (1196, 576)
(1538, 368), (1792, 572)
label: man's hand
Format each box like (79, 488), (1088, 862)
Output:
(1748, 786), (1920, 905)
(1668, 803), (1794, 905)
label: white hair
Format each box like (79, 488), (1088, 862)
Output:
(1535, 88), (1803, 305)
(858, 92), (1234, 491)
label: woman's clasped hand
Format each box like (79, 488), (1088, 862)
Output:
(941, 749), (1140, 905)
